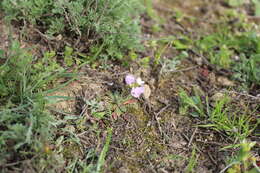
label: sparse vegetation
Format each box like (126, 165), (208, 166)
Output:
(0, 41), (64, 171)
(197, 30), (260, 88)
(1, 0), (143, 62)
(179, 89), (258, 141)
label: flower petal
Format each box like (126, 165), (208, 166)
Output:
(131, 86), (145, 98)
(125, 74), (136, 85)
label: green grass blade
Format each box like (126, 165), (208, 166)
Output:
(96, 128), (113, 173)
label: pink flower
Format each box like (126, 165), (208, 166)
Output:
(125, 74), (136, 85)
(131, 86), (145, 98)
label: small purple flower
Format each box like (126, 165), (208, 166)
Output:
(125, 74), (136, 85)
(131, 86), (145, 98)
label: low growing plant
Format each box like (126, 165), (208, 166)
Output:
(197, 28), (260, 88)
(223, 140), (260, 173)
(0, 41), (66, 171)
(178, 89), (258, 141)
(1, 0), (143, 61)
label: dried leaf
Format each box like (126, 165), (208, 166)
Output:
(122, 99), (137, 105)
(143, 84), (151, 100)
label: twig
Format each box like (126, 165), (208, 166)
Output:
(1, 155), (38, 168)
(188, 127), (198, 147)
(155, 115), (163, 136)
(33, 28), (55, 41)
(219, 161), (240, 173)
(77, 131), (88, 137)
(79, 104), (88, 117)
(110, 71), (129, 77)
(170, 66), (198, 74)
(148, 160), (157, 173)
(78, 138), (89, 146)
(196, 140), (226, 146)
(207, 152), (218, 166)
(2, 161), (21, 167)
(155, 104), (170, 116)
(153, 103), (171, 136)
(222, 90), (260, 100)
(181, 133), (190, 143)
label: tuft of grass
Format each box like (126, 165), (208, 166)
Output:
(178, 89), (259, 141)
(0, 40), (69, 171)
(202, 96), (257, 141)
(96, 128), (113, 173)
(184, 146), (198, 173)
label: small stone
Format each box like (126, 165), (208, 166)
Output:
(194, 57), (203, 66)
(217, 76), (235, 86)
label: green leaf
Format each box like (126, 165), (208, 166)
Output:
(64, 46), (74, 66)
(228, 0), (244, 7)
(96, 128), (113, 173)
(172, 39), (190, 50)
(0, 49), (4, 58)
(93, 112), (106, 119)
(254, 1), (260, 16)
